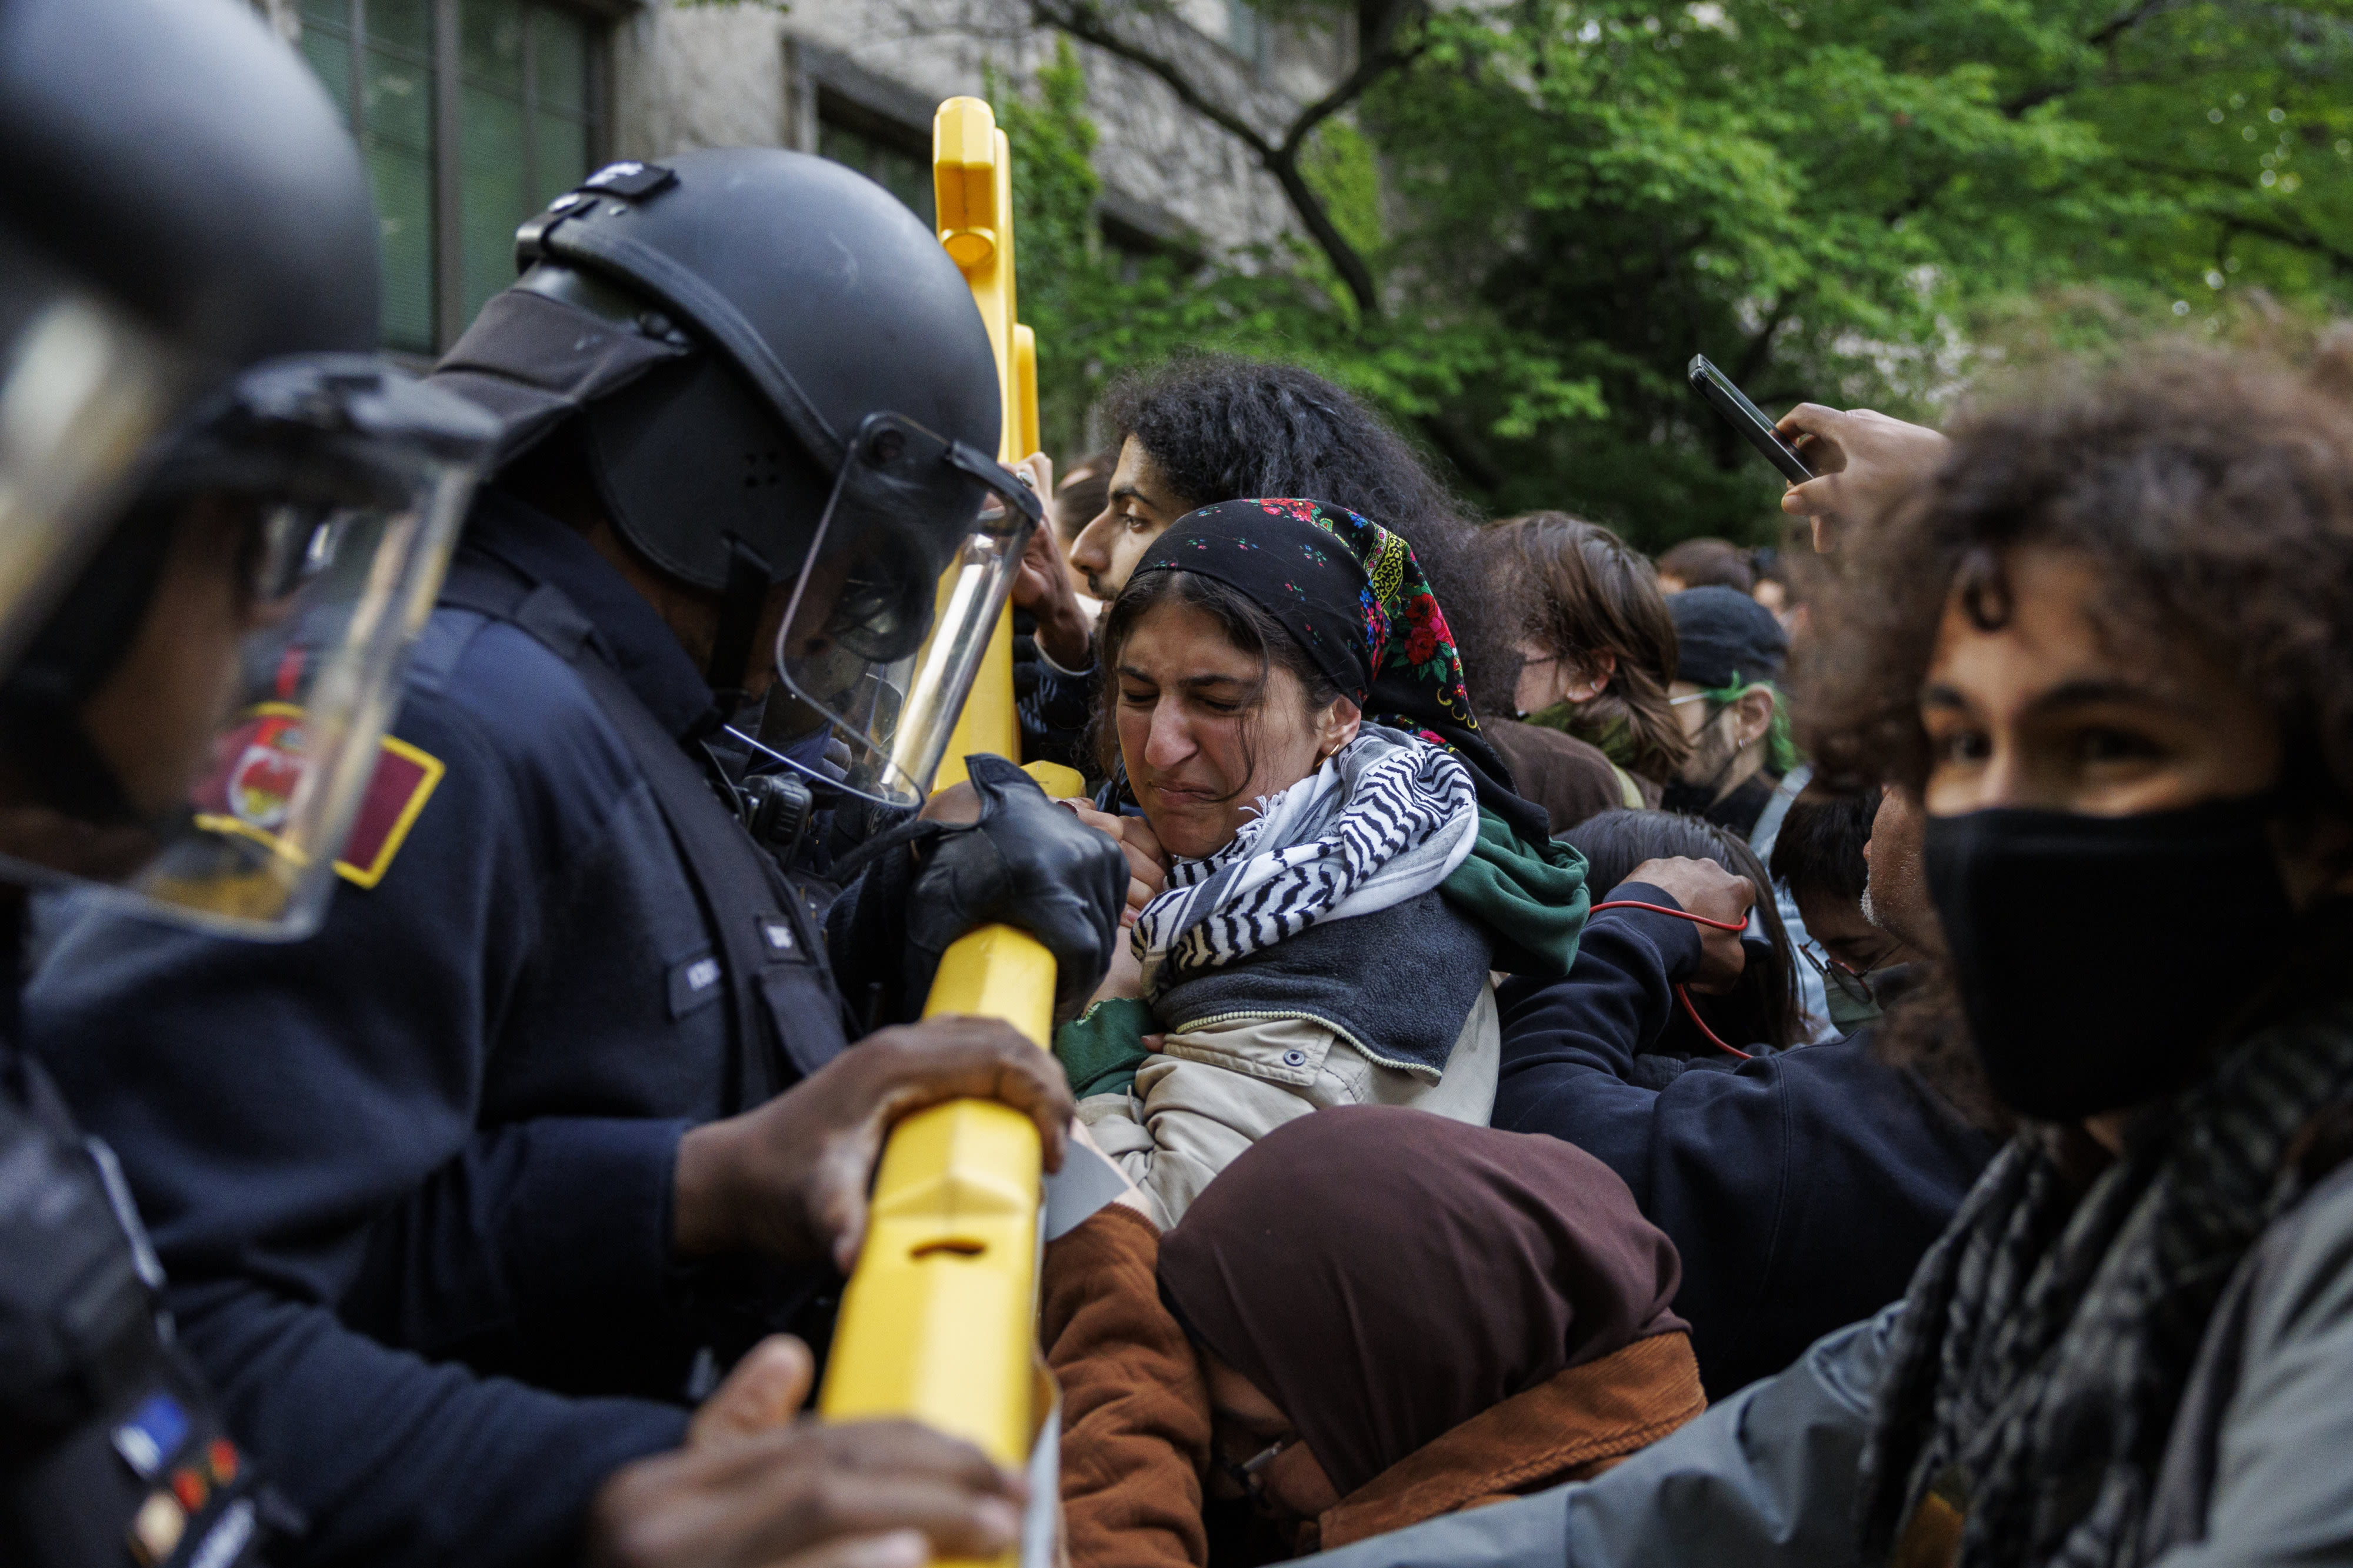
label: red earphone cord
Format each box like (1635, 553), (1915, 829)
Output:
(1587, 900), (1754, 1061)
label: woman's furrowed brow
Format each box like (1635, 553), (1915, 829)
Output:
(1117, 663), (1251, 691)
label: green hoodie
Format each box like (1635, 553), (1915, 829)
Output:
(1439, 806), (1591, 976)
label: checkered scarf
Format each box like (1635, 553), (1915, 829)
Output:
(1857, 992), (2353, 1568)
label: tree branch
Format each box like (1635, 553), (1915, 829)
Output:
(2218, 213), (2353, 277)
(1034, 2), (1279, 157)
(2084, 0), (2171, 51)
(2001, 0), (2175, 115)
(2111, 159), (2353, 275)
(1032, 0), (1421, 321)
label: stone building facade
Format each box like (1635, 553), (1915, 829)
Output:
(254, 0), (1348, 359)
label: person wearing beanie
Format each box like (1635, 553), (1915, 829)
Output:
(1661, 586), (1827, 1031)
(1659, 588), (1795, 832)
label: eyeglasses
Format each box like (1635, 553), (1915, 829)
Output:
(1798, 940), (1878, 1006)
(1668, 691), (1715, 707)
(1216, 1436), (1294, 1502)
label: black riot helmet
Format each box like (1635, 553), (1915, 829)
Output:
(0, 0), (379, 375)
(434, 147), (1041, 805)
(0, 0), (500, 939)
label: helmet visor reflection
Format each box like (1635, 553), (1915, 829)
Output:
(772, 413), (1040, 806)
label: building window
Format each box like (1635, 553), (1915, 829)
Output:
(296, 0), (604, 355)
(817, 94), (935, 227)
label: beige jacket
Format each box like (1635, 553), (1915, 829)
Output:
(1076, 984), (1501, 1229)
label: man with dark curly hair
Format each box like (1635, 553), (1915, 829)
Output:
(1296, 341), (2353, 1568)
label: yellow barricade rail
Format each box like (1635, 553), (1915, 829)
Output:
(818, 98), (1067, 1568)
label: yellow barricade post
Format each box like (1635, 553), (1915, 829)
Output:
(930, 95), (1026, 791)
(818, 98), (1070, 1564)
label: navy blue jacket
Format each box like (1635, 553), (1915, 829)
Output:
(1492, 885), (1995, 1398)
(28, 494), (845, 1568)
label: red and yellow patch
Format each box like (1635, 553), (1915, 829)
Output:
(192, 702), (444, 890)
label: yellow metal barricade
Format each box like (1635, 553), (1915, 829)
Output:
(818, 99), (1071, 1562)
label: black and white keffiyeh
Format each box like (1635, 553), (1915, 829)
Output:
(1132, 725), (1479, 999)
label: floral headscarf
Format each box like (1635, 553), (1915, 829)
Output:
(1129, 498), (1541, 838)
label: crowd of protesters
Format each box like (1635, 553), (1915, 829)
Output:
(11, 12), (2353, 1559)
(983, 336), (2353, 1568)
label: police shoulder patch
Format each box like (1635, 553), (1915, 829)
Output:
(335, 734), (445, 889)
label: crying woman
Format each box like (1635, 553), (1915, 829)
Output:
(1058, 499), (1589, 1226)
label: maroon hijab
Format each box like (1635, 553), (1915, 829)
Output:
(1156, 1106), (1685, 1498)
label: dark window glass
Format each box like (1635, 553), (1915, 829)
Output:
(294, 0), (599, 353)
(459, 1), (531, 326)
(366, 2), (437, 353)
(818, 116), (935, 227)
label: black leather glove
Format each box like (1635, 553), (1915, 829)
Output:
(905, 755), (1125, 1023)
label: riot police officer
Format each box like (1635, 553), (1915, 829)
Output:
(0, 0), (495, 1562)
(28, 119), (1126, 1568)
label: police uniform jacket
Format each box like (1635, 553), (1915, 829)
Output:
(28, 491), (854, 1568)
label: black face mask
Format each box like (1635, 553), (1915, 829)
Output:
(1924, 795), (2298, 1121)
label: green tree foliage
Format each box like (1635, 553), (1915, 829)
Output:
(994, 39), (1110, 456)
(995, 36), (1324, 458)
(1014, 1), (2352, 545)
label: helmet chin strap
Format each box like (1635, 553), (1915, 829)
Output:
(703, 534), (774, 710)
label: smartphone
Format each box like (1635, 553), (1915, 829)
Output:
(1687, 354), (1814, 485)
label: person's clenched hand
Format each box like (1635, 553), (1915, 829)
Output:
(1613, 857), (1754, 993)
(1062, 800), (1166, 927)
(673, 1016), (1074, 1272)
(588, 1409), (1025, 1568)
(1774, 405), (1950, 551)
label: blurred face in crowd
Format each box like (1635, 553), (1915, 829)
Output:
(1797, 883), (1918, 982)
(1201, 1353), (1339, 1538)
(1670, 679), (1776, 800)
(1112, 600), (1361, 860)
(0, 498), (289, 883)
(1513, 640), (1614, 716)
(1920, 546), (2282, 825)
(1067, 437), (1194, 602)
(1859, 787), (1940, 958)
(1911, 543), (2353, 1138)
(1054, 460), (1111, 607)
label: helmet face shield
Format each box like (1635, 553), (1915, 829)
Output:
(0, 358), (498, 939)
(772, 413), (1041, 806)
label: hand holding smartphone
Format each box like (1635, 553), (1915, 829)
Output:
(1686, 354), (1814, 484)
